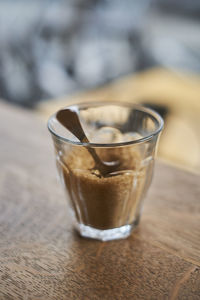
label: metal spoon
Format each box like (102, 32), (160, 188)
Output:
(56, 107), (119, 177)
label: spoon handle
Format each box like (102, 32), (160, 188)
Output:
(57, 108), (88, 143)
(56, 108), (107, 175)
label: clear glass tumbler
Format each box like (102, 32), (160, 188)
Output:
(48, 102), (164, 241)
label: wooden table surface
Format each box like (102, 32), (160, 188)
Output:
(0, 101), (200, 300)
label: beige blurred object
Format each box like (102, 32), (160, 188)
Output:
(37, 68), (200, 173)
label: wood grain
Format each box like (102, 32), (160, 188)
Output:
(0, 101), (200, 299)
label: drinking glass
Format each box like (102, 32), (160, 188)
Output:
(48, 102), (164, 241)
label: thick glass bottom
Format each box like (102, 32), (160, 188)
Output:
(76, 219), (139, 241)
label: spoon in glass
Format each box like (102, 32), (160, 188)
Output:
(56, 107), (119, 177)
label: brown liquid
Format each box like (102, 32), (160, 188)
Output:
(59, 146), (151, 230)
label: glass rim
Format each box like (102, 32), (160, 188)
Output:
(47, 101), (164, 147)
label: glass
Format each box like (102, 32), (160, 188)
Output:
(48, 102), (164, 241)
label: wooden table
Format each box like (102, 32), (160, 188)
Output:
(0, 101), (200, 299)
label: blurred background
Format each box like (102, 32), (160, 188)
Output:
(0, 0), (200, 172)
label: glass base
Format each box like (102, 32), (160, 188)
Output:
(76, 220), (139, 241)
